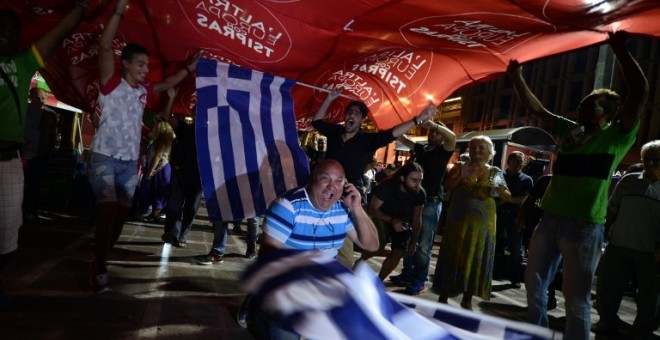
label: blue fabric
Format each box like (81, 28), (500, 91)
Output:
(211, 218), (259, 255)
(241, 249), (558, 339)
(263, 187), (353, 258)
(403, 200), (441, 284)
(195, 58), (309, 222)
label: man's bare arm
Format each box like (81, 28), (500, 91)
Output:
(608, 32), (649, 133)
(312, 90), (341, 121)
(507, 60), (557, 128)
(98, 0), (128, 86)
(34, 0), (89, 61)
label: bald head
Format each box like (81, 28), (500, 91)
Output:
(307, 159), (346, 211)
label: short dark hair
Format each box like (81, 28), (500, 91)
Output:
(579, 89), (621, 122)
(394, 161), (423, 180)
(346, 100), (369, 118)
(121, 43), (149, 63)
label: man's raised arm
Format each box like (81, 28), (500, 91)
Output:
(34, 0), (89, 61)
(508, 60), (557, 129)
(609, 32), (650, 133)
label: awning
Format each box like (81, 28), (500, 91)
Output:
(457, 126), (557, 151)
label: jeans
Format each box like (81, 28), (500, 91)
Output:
(402, 200), (441, 284)
(211, 218), (259, 255)
(525, 213), (604, 340)
(88, 152), (138, 206)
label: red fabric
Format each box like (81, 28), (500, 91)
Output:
(5, 0), (660, 129)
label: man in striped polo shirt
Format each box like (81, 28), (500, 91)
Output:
(260, 158), (379, 258)
(240, 159), (379, 337)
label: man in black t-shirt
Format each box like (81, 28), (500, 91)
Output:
(360, 162), (426, 281)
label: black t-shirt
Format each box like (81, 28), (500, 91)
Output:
(312, 120), (394, 188)
(170, 119), (199, 177)
(498, 170), (534, 217)
(372, 178), (426, 224)
(412, 143), (453, 197)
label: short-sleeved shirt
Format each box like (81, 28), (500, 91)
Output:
(312, 120), (394, 188)
(263, 187), (355, 258)
(541, 116), (639, 224)
(90, 74), (153, 160)
(413, 143), (453, 198)
(0, 45), (44, 143)
(608, 172), (660, 253)
(498, 170), (533, 216)
(372, 178), (426, 225)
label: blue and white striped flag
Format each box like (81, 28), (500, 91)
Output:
(195, 59), (310, 222)
(242, 250), (560, 340)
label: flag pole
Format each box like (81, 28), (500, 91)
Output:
(294, 82), (358, 100)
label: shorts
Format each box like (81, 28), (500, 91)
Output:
(88, 152), (138, 206)
(374, 219), (411, 251)
(0, 156), (23, 254)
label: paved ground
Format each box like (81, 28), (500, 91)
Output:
(1, 205), (657, 339)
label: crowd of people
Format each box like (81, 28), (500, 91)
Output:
(0, 1), (658, 340)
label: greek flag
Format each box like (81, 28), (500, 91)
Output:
(195, 59), (310, 222)
(242, 250), (560, 340)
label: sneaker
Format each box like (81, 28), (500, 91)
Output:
(177, 239), (187, 248)
(547, 297), (557, 310)
(389, 274), (411, 287)
(405, 281), (426, 295)
(510, 281), (522, 289)
(246, 243), (257, 259)
(195, 252), (224, 265)
(89, 262), (111, 294)
(236, 308), (248, 328)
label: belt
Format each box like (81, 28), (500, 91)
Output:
(426, 196), (440, 202)
(0, 146), (20, 161)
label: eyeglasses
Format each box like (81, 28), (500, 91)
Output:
(313, 217), (335, 250)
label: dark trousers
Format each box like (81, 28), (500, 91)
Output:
(597, 245), (657, 334)
(164, 168), (202, 242)
(23, 156), (48, 215)
(496, 209), (523, 282)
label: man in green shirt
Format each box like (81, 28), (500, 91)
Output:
(507, 32), (649, 340)
(0, 1), (90, 310)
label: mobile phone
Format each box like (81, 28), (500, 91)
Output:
(342, 180), (350, 197)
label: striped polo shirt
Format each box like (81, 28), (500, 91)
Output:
(263, 187), (354, 258)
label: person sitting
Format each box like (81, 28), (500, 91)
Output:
(239, 159), (379, 337)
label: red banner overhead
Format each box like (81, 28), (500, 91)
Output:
(5, 0), (660, 130)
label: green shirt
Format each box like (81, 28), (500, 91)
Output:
(541, 116), (639, 224)
(0, 45), (44, 143)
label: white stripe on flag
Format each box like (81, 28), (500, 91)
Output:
(195, 58), (310, 222)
